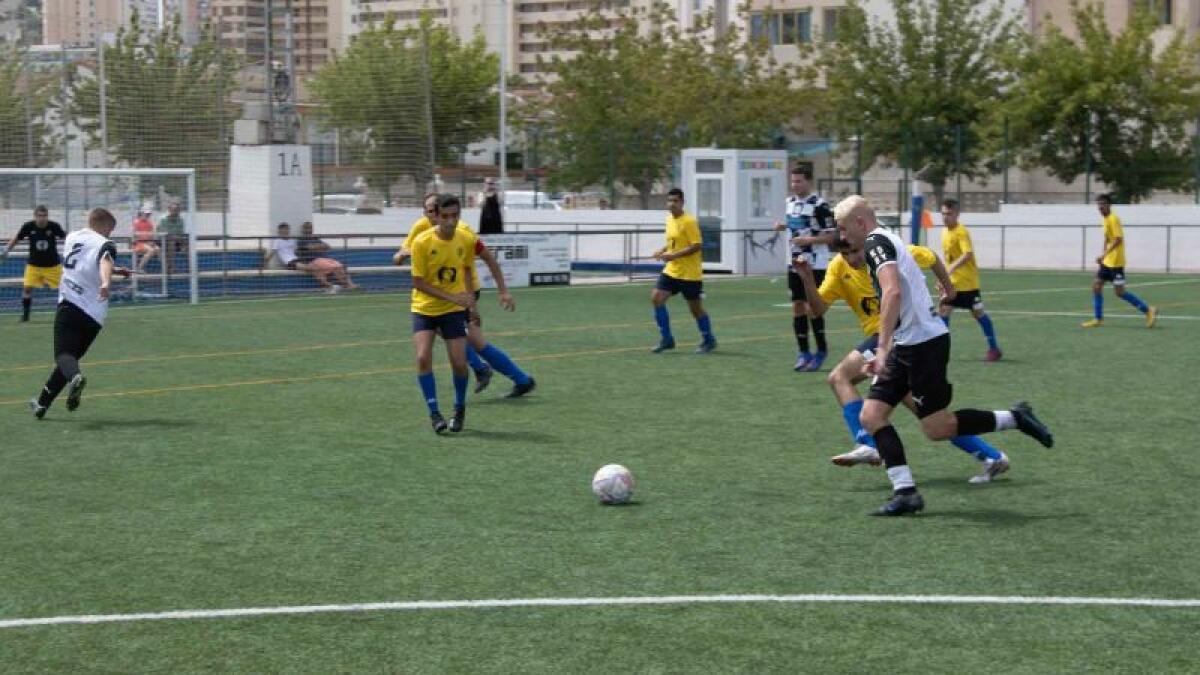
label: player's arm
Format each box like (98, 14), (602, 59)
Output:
(476, 243), (515, 311)
(1098, 236), (1123, 263)
(660, 242), (701, 261)
(2, 226), (27, 259)
(792, 229), (837, 247)
(791, 256), (830, 318)
(873, 263), (902, 374)
(928, 255), (957, 303)
(394, 221), (425, 264)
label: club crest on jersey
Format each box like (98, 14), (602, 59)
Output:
(436, 266), (458, 284)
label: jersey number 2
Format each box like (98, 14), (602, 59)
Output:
(63, 242), (84, 269)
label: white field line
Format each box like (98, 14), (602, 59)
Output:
(988, 309), (1200, 321)
(986, 278), (1200, 295)
(2, 593), (1198, 629)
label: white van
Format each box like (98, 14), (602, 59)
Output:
(503, 190), (562, 210)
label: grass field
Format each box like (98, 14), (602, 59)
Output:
(2, 271), (1199, 672)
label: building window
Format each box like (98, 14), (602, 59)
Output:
(751, 11), (809, 45)
(823, 7), (844, 41)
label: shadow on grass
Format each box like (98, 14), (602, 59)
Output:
(71, 418), (200, 431)
(456, 428), (560, 444)
(919, 509), (1085, 526)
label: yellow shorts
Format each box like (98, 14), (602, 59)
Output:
(24, 264), (63, 289)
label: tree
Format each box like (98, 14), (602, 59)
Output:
(310, 13), (498, 203)
(533, 2), (797, 208)
(0, 44), (58, 203)
(1001, 2), (1200, 202)
(69, 14), (238, 190)
(812, 0), (1022, 199)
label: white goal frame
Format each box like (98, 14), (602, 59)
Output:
(0, 167), (199, 304)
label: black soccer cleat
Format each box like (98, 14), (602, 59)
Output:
(65, 374), (87, 412)
(695, 337), (717, 354)
(28, 398), (47, 420)
(473, 366), (493, 394)
(1012, 401), (1053, 448)
(430, 411), (449, 434)
(651, 339), (676, 353)
(505, 377), (537, 399)
(449, 406), (466, 433)
(870, 491), (925, 517)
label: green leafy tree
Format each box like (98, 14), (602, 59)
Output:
(70, 14), (238, 189)
(533, 2), (796, 207)
(812, 0), (1021, 199)
(311, 13), (498, 203)
(0, 44), (58, 203)
(1001, 2), (1200, 202)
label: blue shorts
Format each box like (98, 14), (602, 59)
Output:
(1096, 265), (1126, 285)
(656, 273), (704, 301)
(411, 311), (469, 339)
(855, 334), (880, 358)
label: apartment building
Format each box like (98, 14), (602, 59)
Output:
(42, 0), (160, 46)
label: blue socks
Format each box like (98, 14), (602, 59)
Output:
(453, 372), (468, 409)
(654, 305), (672, 342)
(841, 400), (876, 447)
(976, 314), (998, 350)
(479, 343), (531, 385)
(417, 372), (438, 414)
(1121, 291), (1149, 313)
(697, 313), (713, 341)
(1093, 292), (1103, 320)
(466, 345), (487, 373)
(951, 435), (1003, 461)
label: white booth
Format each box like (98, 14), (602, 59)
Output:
(680, 148), (789, 274)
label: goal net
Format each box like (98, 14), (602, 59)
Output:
(0, 168), (199, 314)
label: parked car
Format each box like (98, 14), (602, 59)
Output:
(504, 190), (563, 210)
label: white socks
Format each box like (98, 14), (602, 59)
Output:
(887, 465), (915, 491)
(994, 410), (1017, 431)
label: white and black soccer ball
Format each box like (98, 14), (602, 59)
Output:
(592, 464), (634, 504)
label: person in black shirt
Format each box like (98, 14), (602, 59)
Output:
(1, 205), (68, 322)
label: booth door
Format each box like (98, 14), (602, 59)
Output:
(696, 177), (723, 263)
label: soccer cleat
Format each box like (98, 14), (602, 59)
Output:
(430, 412), (449, 434)
(1146, 306), (1158, 328)
(986, 348), (1002, 362)
(505, 377), (537, 399)
(1011, 401), (1053, 448)
(695, 337), (717, 354)
(831, 444), (882, 467)
(473, 366), (493, 394)
(968, 452), (1010, 484)
(449, 406), (466, 433)
(28, 398), (47, 420)
(1080, 319), (1103, 328)
(793, 351), (812, 371)
(651, 339), (676, 353)
(805, 351), (828, 372)
(870, 491), (925, 517)
(65, 374), (86, 412)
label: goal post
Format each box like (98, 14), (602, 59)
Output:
(0, 167), (199, 306)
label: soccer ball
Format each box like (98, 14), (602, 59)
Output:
(592, 464), (634, 504)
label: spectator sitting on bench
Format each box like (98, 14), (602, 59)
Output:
(264, 222), (324, 292)
(297, 221), (359, 291)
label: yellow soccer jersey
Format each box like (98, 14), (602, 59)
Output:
(942, 223), (980, 291)
(402, 216), (434, 251)
(1102, 212), (1125, 268)
(819, 245), (937, 337)
(410, 226), (478, 317)
(663, 212), (703, 281)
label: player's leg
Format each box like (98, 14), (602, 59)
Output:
(443, 327), (470, 432)
(828, 345), (881, 466)
(1111, 271), (1157, 326)
(20, 264), (39, 321)
(412, 315), (446, 433)
(898, 393), (1008, 481)
(788, 270), (812, 369)
(806, 269), (828, 370)
(35, 302), (101, 415)
(861, 348), (923, 516)
(20, 285), (32, 322)
(650, 277), (675, 352)
(684, 285), (715, 353)
(965, 291), (1001, 360)
(466, 319), (535, 398)
(1083, 271), (1106, 327)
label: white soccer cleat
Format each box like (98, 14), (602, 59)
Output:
(831, 444), (882, 467)
(969, 452), (1010, 484)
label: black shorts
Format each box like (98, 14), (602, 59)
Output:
(54, 301), (102, 361)
(788, 268), (826, 302)
(867, 333), (953, 418)
(656, 273), (704, 301)
(411, 311), (469, 339)
(1096, 265), (1126, 285)
(944, 289), (983, 311)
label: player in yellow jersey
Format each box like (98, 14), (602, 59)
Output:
(395, 194), (536, 398)
(937, 199), (1002, 361)
(1082, 194), (1158, 328)
(409, 194), (480, 433)
(792, 236), (1012, 484)
(650, 188), (716, 353)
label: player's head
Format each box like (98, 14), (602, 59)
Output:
(833, 195), (875, 247)
(33, 205), (48, 225)
(436, 194), (461, 232)
(301, 221), (314, 235)
(790, 167), (812, 196)
(423, 192), (439, 216)
(666, 188), (684, 216)
(831, 230), (866, 268)
(277, 222), (290, 238)
(88, 207), (117, 237)
(940, 198), (960, 227)
(1096, 193), (1112, 216)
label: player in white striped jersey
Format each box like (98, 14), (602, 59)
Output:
(774, 167), (835, 371)
(29, 208), (131, 419)
(834, 196), (1054, 516)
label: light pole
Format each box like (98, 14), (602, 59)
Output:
(498, 0), (508, 202)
